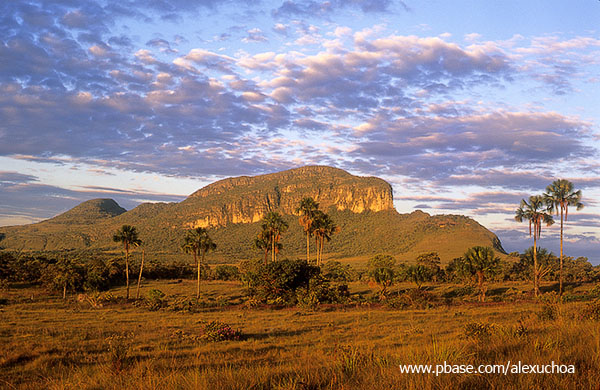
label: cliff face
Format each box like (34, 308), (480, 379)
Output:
(180, 166), (394, 228)
(0, 165), (506, 261)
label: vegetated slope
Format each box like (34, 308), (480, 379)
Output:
(0, 166), (505, 262)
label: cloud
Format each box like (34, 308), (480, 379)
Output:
(242, 28), (268, 43)
(272, 0), (395, 19)
(0, 172), (39, 185)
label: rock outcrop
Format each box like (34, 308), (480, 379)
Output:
(180, 166), (394, 228)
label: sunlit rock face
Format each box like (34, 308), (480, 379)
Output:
(183, 166), (394, 228)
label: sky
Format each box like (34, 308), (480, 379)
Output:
(1, 0), (599, 262)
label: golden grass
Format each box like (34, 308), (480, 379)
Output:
(1, 281), (599, 389)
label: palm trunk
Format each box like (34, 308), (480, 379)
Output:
(306, 231), (310, 263)
(315, 236), (319, 265)
(136, 249), (145, 299)
(125, 244), (130, 300)
(559, 207), (564, 297)
(197, 250), (205, 299)
(477, 271), (484, 302)
(319, 236), (324, 266)
(533, 236), (539, 297)
(271, 238), (275, 263)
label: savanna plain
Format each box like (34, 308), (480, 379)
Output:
(2, 275), (600, 390)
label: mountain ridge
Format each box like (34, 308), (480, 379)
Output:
(0, 166), (505, 262)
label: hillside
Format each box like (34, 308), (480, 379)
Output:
(0, 166), (505, 262)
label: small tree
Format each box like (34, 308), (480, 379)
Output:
(405, 265), (433, 289)
(367, 255), (396, 298)
(112, 225), (142, 300)
(44, 257), (83, 299)
(182, 227), (216, 298)
(416, 252), (442, 282)
(456, 246), (501, 302)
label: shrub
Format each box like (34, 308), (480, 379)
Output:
(463, 322), (495, 341)
(214, 265), (240, 281)
(580, 300), (600, 321)
(322, 261), (354, 282)
(296, 276), (350, 308)
(145, 289), (167, 311)
(169, 297), (200, 313)
(248, 259), (320, 304)
(106, 334), (132, 372)
(200, 321), (243, 342)
(387, 288), (440, 309)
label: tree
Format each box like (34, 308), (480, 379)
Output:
(544, 179), (584, 296)
(367, 255), (396, 298)
(312, 211), (339, 266)
(512, 247), (557, 285)
(44, 256), (83, 299)
(112, 225), (142, 300)
(515, 196), (554, 297)
(261, 212), (288, 263)
(296, 197), (319, 263)
(456, 246), (501, 302)
(416, 252), (442, 282)
(254, 231), (280, 265)
(182, 227), (216, 298)
(404, 265), (433, 289)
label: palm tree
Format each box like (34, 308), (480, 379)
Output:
(182, 227), (216, 298)
(113, 225), (142, 300)
(296, 197), (319, 263)
(458, 246), (501, 302)
(515, 196), (554, 297)
(544, 179), (584, 296)
(254, 230), (282, 265)
(261, 212), (288, 263)
(312, 211), (339, 266)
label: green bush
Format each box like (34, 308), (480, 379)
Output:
(146, 289), (167, 311)
(387, 289), (440, 309)
(214, 265), (240, 281)
(580, 300), (600, 321)
(200, 321), (243, 342)
(463, 322), (495, 341)
(248, 259), (320, 304)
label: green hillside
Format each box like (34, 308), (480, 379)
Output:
(0, 166), (505, 263)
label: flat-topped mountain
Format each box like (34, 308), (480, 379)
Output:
(179, 166), (394, 228)
(0, 166), (505, 262)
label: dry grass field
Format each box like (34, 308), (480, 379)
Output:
(1, 280), (600, 390)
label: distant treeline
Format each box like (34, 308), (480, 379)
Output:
(0, 248), (597, 300)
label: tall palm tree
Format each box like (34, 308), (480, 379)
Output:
(182, 227), (216, 298)
(261, 212), (288, 263)
(515, 196), (554, 297)
(113, 225), (142, 300)
(254, 230), (282, 265)
(459, 246), (501, 302)
(544, 179), (584, 296)
(296, 197), (319, 263)
(312, 211), (339, 266)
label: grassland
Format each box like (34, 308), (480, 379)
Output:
(2, 279), (600, 390)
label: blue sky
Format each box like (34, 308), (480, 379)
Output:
(1, 0), (599, 261)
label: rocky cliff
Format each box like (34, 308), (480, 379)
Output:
(180, 166), (394, 228)
(0, 165), (505, 262)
